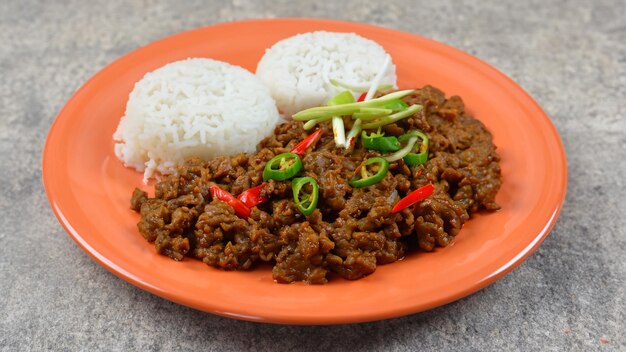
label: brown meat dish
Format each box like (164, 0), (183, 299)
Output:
(130, 86), (502, 284)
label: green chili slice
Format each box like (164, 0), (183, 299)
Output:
(348, 157), (389, 188)
(263, 153), (303, 181)
(292, 177), (319, 216)
(398, 130), (429, 166)
(361, 131), (401, 152)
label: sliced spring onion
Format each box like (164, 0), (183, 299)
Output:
(327, 91), (355, 105)
(351, 107), (393, 121)
(361, 104), (423, 129)
(353, 111), (389, 121)
(329, 78), (393, 93)
(385, 136), (418, 162)
(398, 130), (429, 166)
(293, 90), (415, 121)
(345, 119), (362, 150)
(364, 54), (391, 101)
(332, 116), (346, 147)
(358, 107), (393, 115)
(326, 91), (355, 147)
(303, 115), (332, 130)
(382, 99), (409, 111)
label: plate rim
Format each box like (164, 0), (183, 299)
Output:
(42, 18), (568, 325)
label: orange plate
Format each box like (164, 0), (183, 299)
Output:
(43, 19), (567, 324)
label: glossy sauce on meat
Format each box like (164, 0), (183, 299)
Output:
(131, 86), (502, 284)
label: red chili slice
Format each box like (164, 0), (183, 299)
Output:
(291, 129), (323, 155)
(357, 92), (367, 102)
(237, 183), (268, 208)
(209, 185), (251, 218)
(233, 131), (324, 211)
(391, 183), (435, 213)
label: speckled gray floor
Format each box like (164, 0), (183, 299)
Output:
(1, 0), (624, 351)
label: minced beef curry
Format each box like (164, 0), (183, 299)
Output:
(130, 86), (502, 284)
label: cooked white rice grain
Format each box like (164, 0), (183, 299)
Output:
(113, 58), (279, 182)
(256, 31), (397, 116)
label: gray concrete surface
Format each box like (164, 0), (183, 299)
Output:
(1, 0), (624, 351)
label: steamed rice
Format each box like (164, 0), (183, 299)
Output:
(256, 31), (397, 116)
(113, 58), (279, 182)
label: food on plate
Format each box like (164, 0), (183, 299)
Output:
(130, 85), (502, 284)
(256, 31), (396, 116)
(113, 58), (279, 182)
(118, 32), (502, 284)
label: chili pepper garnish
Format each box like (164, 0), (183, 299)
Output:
(398, 130), (429, 166)
(292, 177), (319, 216)
(210, 185), (251, 218)
(348, 157), (389, 188)
(385, 136), (418, 163)
(291, 129), (323, 156)
(357, 92), (367, 102)
(238, 132), (322, 207)
(263, 153), (303, 181)
(361, 130), (401, 152)
(237, 183), (268, 208)
(391, 183), (435, 213)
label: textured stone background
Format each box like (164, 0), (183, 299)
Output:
(1, 0), (624, 351)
